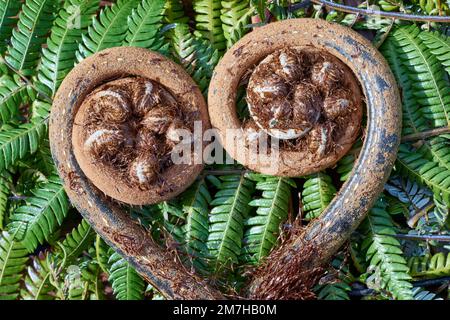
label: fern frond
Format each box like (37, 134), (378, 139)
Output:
(124, 0), (167, 53)
(361, 200), (413, 300)
(220, 0), (253, 48)
(95, 235), (112, 274)
(0, 74), (35, 124)
(207, 174), (254, 271)
(163, 0), (188, 24)
(57, 219), (95, 263)
(0, 171), (12, 230)
(33, 138), (57, 176)
(408, 252), (450, 279)
(171, 23), (219, 94)
(241, 177), (294, 264)
(0, 230), (29, 300)
(79, 260), (104, 300)
(412, 287), (441, 300)
(21, 252), (54, 300)
(301, 172), (336, 221)
(0, 121), (47, 172)
(8, 176), (69, 252)
(36, 0), (100, 97)
(108, 252), (146, 300)
(193, 0), (226, 52)
(391, 25), (450, 128)
(0, 0), (21, 55)
(5, 0), (58, 76)
(396, 143), (450, 205)
(76, 0), (140, 61)
(316, 282), (351, 300)
(419, 31), (450, 75)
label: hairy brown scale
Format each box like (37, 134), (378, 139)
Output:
(246, 47), (360, 158)
(78, 77), (192, 190)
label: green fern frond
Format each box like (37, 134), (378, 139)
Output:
(361, 200), (413, 300)
(302, 172), (336, 221)
(413, 287), (441, 300)
(21, 252), (54, 300)
(391, 25), (450, 128)
(171, 23), (219, 94)
(8, 176), (69, 252)
(163, 0), (188, 24)
(241, 177), (294, 264)
(0, 230), (29, 300)
(0, 74), (35, 124)
(396, 143), (450, 205)
(95, 235), (112, 274)
(57, 219), (95, 263)
(220, 0), (253, 48)
(33, 138), (57, 176)
(4, 0), (58, 76)
(79, 260), (104, 300)
(0, 0), (21, 55)
(0, 171), (12, 230)
(193, 0), (226, 52)
(207, 174), (254, 271)
(316, 282), (351, 300)
(419, 31), (450, 75)
(0, 121), (47, 172)
(408, 252), (450, 279)
(108, 252), (146, 300)
(36, 0), (100, 97)
(76, 0), (140, 62)
(124, 0), (167, 53)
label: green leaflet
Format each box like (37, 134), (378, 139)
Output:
(0, 171), (12, 230)
(419, 31), (450, 75)
(361, 200), (413, 300)
(5, 0), (58, 76)
(0, 74), (35, 124)
(302, 172), (336, 221)
(193, 0), (226, 52)
(163, 0), (189, 25)
(8, 176), (70, 252)
(124, 0), (168, 53)
(390, 25), (450, 128)
(0, 230), (29, 300)
(220, 0), (253, 48)
(76, 0), (140, 61)
(409, 252), (450, 279)
(36, 0), (100, 97)
(241, 177), (295, 264)
(0, 0), (21, 55)
(207, 174), (254, 271)
(108, 252), (146, 300)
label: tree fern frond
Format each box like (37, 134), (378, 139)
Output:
(419, 31), (450, 75)
(220, 0), (253, 48)
(57, 219), (95, 263)
(95, 235), (112, 274)
(0, 230), (29, 300)
(301, 172), (336, 221)
(21, 252), (54, 300)
(4, 0), (58, 76)
(8, 176), (69, 252)
(207, 174), (254, 271)
(361, 200), (413, 300)
(316, 282), (351, 300)
(76, 0), (140, 62)
(36, 0), (100, 97)
(408, 252), (450, 279)
(0, 0), (21, 55)
(33, 138), (57, 176)
(0, 121), (47, 172)
(0, 74), (35, 124)
(241, 177), (294, 264)
(391, 25), (450, 128)
(0, 171), (12, 230)
(108, 252), (146, 300)
(124, 0), (168, 53)
(193, 0), (226, 52)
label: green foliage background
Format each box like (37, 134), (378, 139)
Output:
(0, 0), (449, 300)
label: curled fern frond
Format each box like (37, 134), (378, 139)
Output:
(361, 200), (413, 300)
(193, 0), (226, 52)
(21, 252), (54, 300)
(8, 176), (69, 252)
(76, 0), (140, 62)
(5, 0), (58, 76)
(419, 31), (450, 75)
(241, 177), (295, 264)
(391, 25), (450, 128)
(0, 0), (21, 55)
(124, 0), (168, 53)
(408, 252), (450, 279)
(0, 230), (29, 300)
(0, 74), (35, 124)
(108, 252), (146, 300)
(207, 174), (254, 271)
(302, 172), (336, 221)
(36, 0), (100, 97)
(220, 0), (253, 48)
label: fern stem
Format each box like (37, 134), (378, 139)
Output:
(401, 126), (450, 142)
